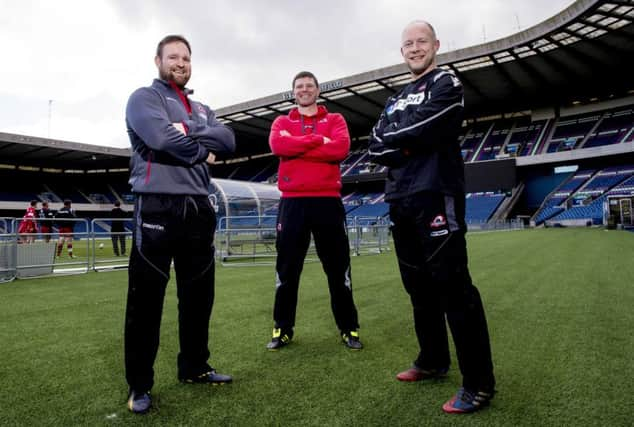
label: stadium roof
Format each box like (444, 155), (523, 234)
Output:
(215, 0), (634, 155)
(1, 0), (632, 170)
(0, 131), (130, 171)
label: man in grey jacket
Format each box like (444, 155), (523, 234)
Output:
(124, 34), (236, 414)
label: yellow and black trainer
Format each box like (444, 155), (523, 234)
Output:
(341, 330), (363, 350)
(267, 327), (293, 350)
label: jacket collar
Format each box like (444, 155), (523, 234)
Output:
(153, 78), (194, 95)
(289, 104), (329, 120)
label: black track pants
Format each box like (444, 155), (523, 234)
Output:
(389, 192), (495, 392)
(124, 194), (216, 392)
(273, 197), (359, 333)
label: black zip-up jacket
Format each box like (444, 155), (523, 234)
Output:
(368, 68), (465, 201)
(126, 79), (235, 196)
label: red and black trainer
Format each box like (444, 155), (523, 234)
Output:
(396, 366), (448, 382)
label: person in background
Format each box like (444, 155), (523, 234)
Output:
(110, 200), (127, 256)
(39, 201), (55, 243)
(55, 199), (76, 257)
(17, 200), (38, 244)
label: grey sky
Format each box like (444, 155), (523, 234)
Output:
(0, 0), (576, 148)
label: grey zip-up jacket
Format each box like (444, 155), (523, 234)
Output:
(126, 79), (235, 195)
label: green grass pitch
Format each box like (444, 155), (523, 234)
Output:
(1, 228), (633, 426)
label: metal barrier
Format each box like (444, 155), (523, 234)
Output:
(346, 216), (391, 256)
(0, 218), (16, 282)
(90, 218), (132, 272)
(9, 217), (90, 278)
(0, 214), (393, 278)
(216, 215), (391, 266)
(0, 231), (16, 283)
(216, 216), (279, 266)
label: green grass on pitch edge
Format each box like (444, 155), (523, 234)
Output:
(0, 228), (633, 426)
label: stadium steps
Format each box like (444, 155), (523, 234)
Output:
(578, 112), (607, 149)
(534, 117), (557, 155)
(469, 122), (495, 163)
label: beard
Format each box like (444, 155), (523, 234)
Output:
(158, 65), (190, 88)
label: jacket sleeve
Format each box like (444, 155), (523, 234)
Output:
(381, 73), (464, 151)
(269, 116), (324, 158)
(301, 114), (350, 162)
(126, 88), (209, 165)
(183, 106), (236, 158)
(367, 108), (408, 167)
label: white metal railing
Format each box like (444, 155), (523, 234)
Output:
(216, 215), (391, 266)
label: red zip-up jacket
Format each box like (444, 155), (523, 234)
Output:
(269, 105), (350, 198)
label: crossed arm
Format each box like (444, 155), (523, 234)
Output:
(269, 114), (350, 163)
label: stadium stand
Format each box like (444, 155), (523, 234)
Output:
(474, 120), (513, 161)
(465, 193), (506, 223)
(507, 118), (547, 157)
(583, 108), (634, 148)
(546, 166), (634, 225)
(346, 202), (389, 219)
(2, 0), (634, 237)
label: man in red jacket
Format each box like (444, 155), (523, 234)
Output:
(267, 71), (362, 351)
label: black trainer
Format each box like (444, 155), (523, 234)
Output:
(267, 328), (293, 350)
(341, 330), (363, 350)
(180, 369), (233, 385)
(127, 389), (152, 414)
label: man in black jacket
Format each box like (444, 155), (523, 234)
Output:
(368, 20), (495, 414)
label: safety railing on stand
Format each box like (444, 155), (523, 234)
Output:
(466, 219), (525, 232)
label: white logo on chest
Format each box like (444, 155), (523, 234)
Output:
(389, 93), (426, 114)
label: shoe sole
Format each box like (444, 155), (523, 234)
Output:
(267, 340), (291, 351)
(344, 343), (363, 350)
(127, 400), (151, 414)
(128, 405), (151, 414)
(442, 395), (492, 414)
(180, 379), (232, 385)
(396, 371), (448, 382)
(442, 402), (490, 414)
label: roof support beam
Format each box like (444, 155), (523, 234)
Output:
(447, 65), (489, 102)
(343, 87), (388, 110)
(318, 95), (378, 121)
